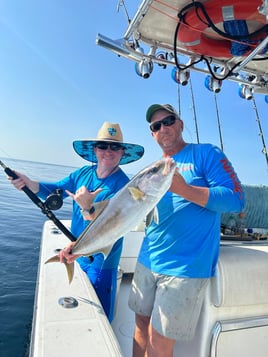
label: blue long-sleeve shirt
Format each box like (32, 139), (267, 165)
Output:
(138, 143), (244, 278)
(38, 165), (129, 322)
(38, 165), (129, 240)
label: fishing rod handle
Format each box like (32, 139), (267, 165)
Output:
(0, 160), (41, 201)
(4, 165), (19, 180)
(1, 160), (76, 242)
(4, 165), (44, 204)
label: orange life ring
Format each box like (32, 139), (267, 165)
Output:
(177, 0), (267, 58)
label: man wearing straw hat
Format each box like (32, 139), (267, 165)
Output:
(9, 122), (144, 322)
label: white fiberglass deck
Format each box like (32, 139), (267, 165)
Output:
(31, 220), (268, 357)
(29, 220), (123, 357)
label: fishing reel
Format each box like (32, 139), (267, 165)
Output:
(204, 75), (222, 93)
(238, 84), (253, 100)
(45, 189), (63, 210)
(171, 67), (190, 86)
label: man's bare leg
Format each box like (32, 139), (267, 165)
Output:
(133, 314), (150, 357)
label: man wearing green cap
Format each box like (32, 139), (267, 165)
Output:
(128, 104), (244, 356)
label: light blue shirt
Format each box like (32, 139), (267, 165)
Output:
(38, 164), (129, 268)
(39, 165), (128, 231)
(138, 144), (245, 278)
(38, 164), (129, 322)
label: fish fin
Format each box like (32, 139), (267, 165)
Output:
(128, 187), (145, 201)
(145, 207), (159, 226)
(45, 255), (74, 284)
(100, 245), (113, 258)
(75, 200), (109, 243)
(145, 210), (154, 226)
(65, 262), (75, 284)
(134, 218), (146, 231)
(153, 208), (159, 224)
(45, 255), (60, 263)
(89, 200), (109, 221)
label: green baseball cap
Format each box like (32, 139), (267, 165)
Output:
(146, 104), (179, 123)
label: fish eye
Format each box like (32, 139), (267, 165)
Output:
(148, 167), (159, 175)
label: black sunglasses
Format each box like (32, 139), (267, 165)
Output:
(94, 142), (123, 151)
(150, 115), (178, 132)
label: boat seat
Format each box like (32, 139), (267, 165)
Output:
(211, 245), (268, 307)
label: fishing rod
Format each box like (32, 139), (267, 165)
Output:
(0, 159), (76, 242)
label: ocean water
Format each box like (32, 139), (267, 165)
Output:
(0, 158), (76, 357)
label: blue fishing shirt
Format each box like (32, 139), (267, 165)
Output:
(38, 165), (129, 321)
(138, 143), (245, 278)
(38, 165), (129, 239)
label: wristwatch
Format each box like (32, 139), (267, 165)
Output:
(80, 207), (95, 217)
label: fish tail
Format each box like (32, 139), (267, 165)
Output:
(45, 255), (61, 264)
(66, 262), (74, 283)
(45, 255), (74, 284)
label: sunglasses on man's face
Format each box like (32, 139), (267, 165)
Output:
(150, 115), (178, 133)
(94, 142), (123, 151)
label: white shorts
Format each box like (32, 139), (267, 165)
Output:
(128, 262), (209, 340)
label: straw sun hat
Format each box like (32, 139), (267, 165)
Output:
(73, 122), (144, 165)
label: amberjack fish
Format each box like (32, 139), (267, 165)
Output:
(46, 157), (176, 282)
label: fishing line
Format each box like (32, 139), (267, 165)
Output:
(189, 76), (200, 143)
(251, 96), (268, 168)
(0, 158), (76, 242)
(0, 146), (61, 198)
(117, 0), (131, 24)
(213, 92), (224, 151)
(176, 75), (194, 142)
(177, 80), (181, 117)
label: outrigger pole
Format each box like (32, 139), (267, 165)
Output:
(0, 159), (76, 242)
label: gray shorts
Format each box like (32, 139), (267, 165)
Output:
(128, 262), (209, 340)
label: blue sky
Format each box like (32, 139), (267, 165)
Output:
(0, 0), (267, 185)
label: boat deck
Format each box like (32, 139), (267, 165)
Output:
(29, 220), (124, 357)
(111, 274), (135, 357)
(31, 220), (268, 357)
